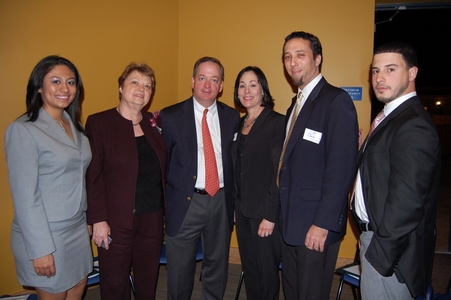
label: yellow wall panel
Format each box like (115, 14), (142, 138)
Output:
(0, 0), (373, 294)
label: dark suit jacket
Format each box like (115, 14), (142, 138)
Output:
(358, 96), (441, 297)
(231, 107), (285, 222)
(160, 97), (240, 236)
(85, 108), (167, 230)
(279, 77), (358, 246)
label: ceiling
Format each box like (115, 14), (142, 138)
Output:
(375, 0), (451, 10)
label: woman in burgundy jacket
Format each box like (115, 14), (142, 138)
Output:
(86, 62), (167, 300)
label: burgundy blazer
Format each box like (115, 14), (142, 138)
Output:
(85, 108), (167, 230)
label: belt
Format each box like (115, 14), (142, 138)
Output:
(193, 188), (223, 195)
(359, 222), (373, 232)
(194, 188), (209, 195)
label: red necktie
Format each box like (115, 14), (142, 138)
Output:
(202, 109), (219, 197)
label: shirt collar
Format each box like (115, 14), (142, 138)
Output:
(384, 91), (417, 117)
(193, 97), (218, 115)
(298, 73), (323, 100)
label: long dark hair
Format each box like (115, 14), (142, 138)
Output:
(25, 55), (86, 134)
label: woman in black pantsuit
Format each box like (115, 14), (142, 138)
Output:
(231, 66), (285, 300)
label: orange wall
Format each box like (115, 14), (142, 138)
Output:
(178, 0), (374, 251)
(0, 0), (374, 294)
(0, 0), (178, 294)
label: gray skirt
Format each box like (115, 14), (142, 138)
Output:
(11, 209), (92, 293)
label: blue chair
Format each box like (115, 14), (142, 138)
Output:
(86, 256), (100, 287)
(159, 238), (203, 265)
(87, 256), (135, 295)
(128, 238), (203, 290)
(335, 256), (360, 300)
(335, 248), (436, 300)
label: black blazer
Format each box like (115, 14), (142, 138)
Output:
(358, 96), (441, 297)
(231, 107), (285, 222)
(160, 97), (240, 236)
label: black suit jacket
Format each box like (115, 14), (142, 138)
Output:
(278, 77), (359, 246)
(160, 97), (240, 236)
(358, 96), (441, 297)
(231, 107), (285, 222)
(86, 108), (167, 230)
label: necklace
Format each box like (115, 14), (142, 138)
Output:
(243, 115), (258, 128)
(56, 118), (66, 132)
(117, 106), (142, 126)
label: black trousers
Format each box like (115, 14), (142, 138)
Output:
(280, 237), (340, 300)
(235, 201), (281, 299)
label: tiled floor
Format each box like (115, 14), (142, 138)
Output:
(436, 155), (451, 252)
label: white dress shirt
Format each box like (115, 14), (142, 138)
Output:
(355, 91), (417, 222)
(193, 98), (224, 189)
(284, 74), (323, 140)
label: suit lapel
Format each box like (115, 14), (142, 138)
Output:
(38, 108), (79, 149)
(181, 98), (197, 162)
(239, 106), (271, 146)
(217, 101), (229, 154)
(358, 96), (421, 161)
(283, 78), (326, 163)
(248, 107), (270, 137)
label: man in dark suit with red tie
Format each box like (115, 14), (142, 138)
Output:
(353, 42), (441, 299)
(278, 31), (359, 300)
(160, 57), (239, 300)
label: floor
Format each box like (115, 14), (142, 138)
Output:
(10, 158), (451, 299)
(83, 156), (451, 299)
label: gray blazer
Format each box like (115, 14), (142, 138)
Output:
(4, 108), (92, 260)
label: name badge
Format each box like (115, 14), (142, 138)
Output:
(303, 128), (322, 144)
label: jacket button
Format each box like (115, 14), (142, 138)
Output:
(187, 197), (191, 201)
(193, 175), (197, 180)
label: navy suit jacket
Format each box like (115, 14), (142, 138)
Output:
(278, 77), (358, 246)
(358, 96), (441, 297)
(86, 108), (167, 230)
(160, 97), (240, 236)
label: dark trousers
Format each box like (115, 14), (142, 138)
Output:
(98, 210), (163, 300)
(235, 201), (281, 300)
(281, 237), (340, 300)
(166, 189), (230, 300)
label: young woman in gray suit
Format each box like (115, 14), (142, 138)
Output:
(5, 55), (92, 299)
